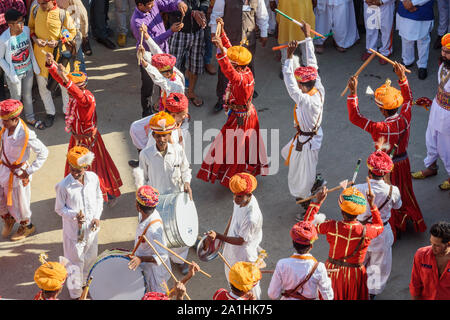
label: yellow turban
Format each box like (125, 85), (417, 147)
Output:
(442, 33), (450, 49)
(148, 111), (176, 134)
(229, 262), (261, 292)
(229, 173), (257, 195)
(374, 79), (404, 110)
(227, 46), (252, 66)
(338, 187), (367, 215)
(67, 146), (95, 169)
(34, 262), (67, 291)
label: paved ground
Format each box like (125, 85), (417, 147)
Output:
(0, 8), (448, 300)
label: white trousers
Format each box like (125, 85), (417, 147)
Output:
(281, 139), (319, 199)
(314, 1), (359, 48)
(424, 124), (450, 176)
(169, 246), (189, 265)
(36, 75), (70, 116)
(437, 0), (450, 36)
(364, 246), (392, 295)
(265, 0), (277, 33)
(114, 0), (135, 34)
(63, 234), (98, 299)
(0, 180), (32, 223)
(364, 2), (394, 56)
(401, 34), (431, 69)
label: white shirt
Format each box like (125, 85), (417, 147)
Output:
(282, 38), (324, 151)
(267, 253), (334, 300)
(0, 120), (48, 187)
(396, 0), (434, 41)
(209, 0), (269, 37)
(222, 195), (263, 266)
(55, 171), (103, 241)
(429, 64), (450, 135)
(139, 142), (192, 195)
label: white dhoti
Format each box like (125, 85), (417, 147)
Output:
(437, 0), (450, 36)
(141, 260), (171, 294)
(424, 108), (450, 176)
(169, 246), (189, 265)
(364, 2), (395, 56)
(314, 0), (359, 49)
(0, 180), (32, 223)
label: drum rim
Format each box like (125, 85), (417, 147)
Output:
(196, 235), (222, 262)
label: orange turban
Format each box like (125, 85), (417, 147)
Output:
(229, 173), (257, 195)
(442, 33), (450, 49)
(338, 187), (367, 215)
(67, 61), (88, 87)
(374, 79), (404, 110)
(229, 262), (261, 292)
(34, 262), (67, 291)
(67, 146), (95, 169)
(227, 46), (252, 66)
(148, 111), (176, 134)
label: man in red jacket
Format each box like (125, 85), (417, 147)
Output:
(410, 221), (450, 300)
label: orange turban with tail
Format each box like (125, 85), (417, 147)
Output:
(374, 79), (404, 110)
(229, 173), (257, 195)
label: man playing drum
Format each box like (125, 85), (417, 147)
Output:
(206, 172), (263, 299)
(137, 110), (193, 275)
(128, 185), (172, 294)
(55, 146), (103, 300)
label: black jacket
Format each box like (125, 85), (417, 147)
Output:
(168, 0), (210, 33)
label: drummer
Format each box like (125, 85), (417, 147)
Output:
(128, 185), (172, 294)
(136, 111), (193, 275)
(207, 173), (264, 299)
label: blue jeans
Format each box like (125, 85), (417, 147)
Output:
(76, 48), (87, 73)
(204, 26), (213, 65)
(5, 68), (35, 121)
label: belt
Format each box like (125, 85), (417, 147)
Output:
(327, 257), (362, 268)
(392, 152), (407, 163)
(436, 89), (450, 111)
(296, 126), (317, 137)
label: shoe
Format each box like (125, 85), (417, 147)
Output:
(361, 51), (371, 61)
(96, 37), (117, 50)
(411, 167), (437, 179)
(179, 263), (190, 276)
(82, 37), (92, 56)
(418, 68), (427, 80)
(315, 44), (324, 54)
(404, 62), (414, 69)
(333, 40), (346, 52)
(439, 180), (450, 191)
(214, 100), (223, 112)
(434, 36), (443, 50)
(2, 215), (15, 238)
(205, 63), (217, 75)
(311, 174), (327, 194)
(44, 114), (55, 128)
(11, 223), (35, 241)
(279, 71), (284, 80)
(117, 33), (126, 47)
(107, 197), (117, 208)
(369, 294), (376, 300)
(253, 91), (258, 99)
(128, 159), (139, 168)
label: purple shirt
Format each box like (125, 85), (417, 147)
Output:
(130, 0), (181, 53)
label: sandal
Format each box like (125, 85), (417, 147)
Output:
(26, 119), (46, 130)
(411, 167), (438, 179)
(188, 96), (204, 107)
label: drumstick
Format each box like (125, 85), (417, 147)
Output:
(368, 49), (411, 73)
(138, 29), (144, 66)
(215, 22), (222, 37)
(341, 53), (377, 97)
(217, 252), (232, 269)
(366, 176), (373, 196)
(153, 239), (212, 278)
(80, 276), (93, 300)
(296, 179), (350, 204)
(142, 235), (191, 300)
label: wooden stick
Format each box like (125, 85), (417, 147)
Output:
(215, 23), (222, 38)
(217, 252), (232, 269)
(272, 33), (334, 51)
(341, 53), (377, 96)
(368, 48), (411, 73)
(153, 239), (212, 278)
(80, 276), (93, 300)
(142, 235), (191, 300)
(275, 9), (325, 38)
(366, 176), (372, 196)
(296, 184), (348, 204)
(261, 270), (274, 274)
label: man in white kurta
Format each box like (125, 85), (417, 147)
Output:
(280, 29), (324, 216)
(313, 0), (359, 52)
(362, 0), (395, 60)
(0, 100), (48, 241)
(55, 147), (103, 299)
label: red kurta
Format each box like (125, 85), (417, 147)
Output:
(304, 202), (384, 300)
(47, 63), (123, 201)
(347, 78), (426, 239)
(196, 32), (268, 188)
(213, 288), (247, 300)
(409, 246), (450, 300)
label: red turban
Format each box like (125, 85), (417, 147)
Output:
(367, 150), (394, 176)
(165, 93), (188, 113)
(142, 292), (169, 300)
(290, 221), (318, 245)
(151, 54), (176, 72)
(0, 99), (23, 120)
(136, 185), (160, 207)
(294, 66), (318, 83)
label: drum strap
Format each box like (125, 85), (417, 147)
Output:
(135, 219), (163, 251)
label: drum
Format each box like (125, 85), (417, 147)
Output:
(156, 192), (199, 248)
(87, 249), (147, 300)
(196, 234), (222, 262)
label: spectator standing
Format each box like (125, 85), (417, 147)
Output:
(433, 0), (449, 49)
(115, 0), (135, 47)
(203, 0), (216, 75)
(90, 0), (116, 49)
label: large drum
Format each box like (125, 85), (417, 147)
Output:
(156, 192), (198, 248)
(87, 249), (147, 300)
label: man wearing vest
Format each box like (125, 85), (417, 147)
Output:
(0, 99), (48, 241)
(280, 23), (325, 221)
(354, 150), (401, 299)
(267, 220), (334, 300)
(412, 34), (450, 191)
(396, 0), (435, 80)
(209, 0), (268, 112)
(303, 185), (384, 300)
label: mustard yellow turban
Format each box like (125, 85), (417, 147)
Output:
(229, 262), (261, 292)
(338, 187), (367, 215)
(229, 173), (257, 195)
(67, 146), (95, 169)
(442, 33), (450, 49)
(227, 46), (252, 66)
(374, 79), (404, 110)
(34, 262), (67, 291)
(148, 111), (176, 134)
